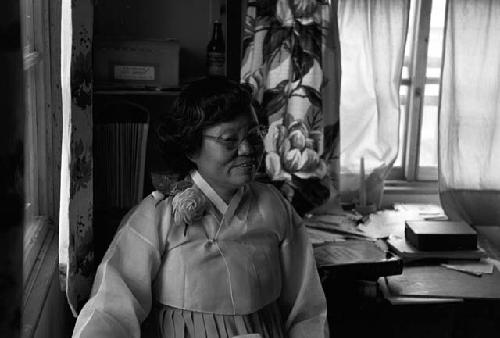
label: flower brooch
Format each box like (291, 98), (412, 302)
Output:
(171, 182), (207, 235)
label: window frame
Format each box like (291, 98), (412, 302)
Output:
(21, 0), (60, 309)
(388, 0), (442, 184)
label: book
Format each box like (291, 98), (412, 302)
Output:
(405, 220), (477, 251)
(314, 240), (403, 279)
(387, 235), (486, 263)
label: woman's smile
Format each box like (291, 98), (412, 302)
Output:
(231, 158), (257, 169)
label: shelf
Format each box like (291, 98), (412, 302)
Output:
(94, 89), (181, 96)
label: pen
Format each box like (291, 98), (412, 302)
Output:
(442, 265), (482, 277)
(456, 269), (482, 277)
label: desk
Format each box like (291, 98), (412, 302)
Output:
(325, 265), (500, 337)
(322, 209), (500, 338)
(380, 224), (500, 301)
(376, 220), (500, 337)
(477, 226), (500, 260)
(383, 265), (500, 300)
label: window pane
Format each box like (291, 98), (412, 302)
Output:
(419, 0), (446, 175)
(395, 0), (417, 170)
(424, 83), (439, 105)
(426, 66), (441, 78)
(396, 84), (409, 167)
(419, 105), (438, 167)
(399, 85), (409, 100)
(395, 102), (407, 167)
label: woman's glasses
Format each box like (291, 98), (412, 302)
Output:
(203, 125), (267, 152)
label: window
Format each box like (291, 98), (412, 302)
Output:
(21, 0), (63, 334)
(390, 0), (446, 182)
(21, 0), (57, 295)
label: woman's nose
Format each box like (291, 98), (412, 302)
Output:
(238, 139), (252, 155)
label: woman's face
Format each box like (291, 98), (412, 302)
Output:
(189, 111), (264, 201)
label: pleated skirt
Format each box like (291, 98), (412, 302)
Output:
(141, 301), (286, 338)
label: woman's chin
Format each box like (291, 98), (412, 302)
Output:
(230, 164), (257, 184)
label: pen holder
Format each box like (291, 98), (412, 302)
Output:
(355, 202), (377, 216)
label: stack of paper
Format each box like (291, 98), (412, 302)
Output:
(387, 235), (487, 263)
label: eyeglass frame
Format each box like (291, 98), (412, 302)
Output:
(202, 125), (267, 152)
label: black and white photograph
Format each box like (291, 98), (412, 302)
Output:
(1, 0), (499, 337)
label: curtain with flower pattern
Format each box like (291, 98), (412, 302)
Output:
(241, 0), (340, 214)
(59, 0), (94, 316)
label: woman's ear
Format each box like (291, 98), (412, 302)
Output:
(186, 151), (200, 167)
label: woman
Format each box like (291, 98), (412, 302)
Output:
(73, 78), (328, 338)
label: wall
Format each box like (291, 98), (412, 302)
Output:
(0, 0), (24, 336)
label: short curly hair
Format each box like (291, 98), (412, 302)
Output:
(157, 77), (255, 176)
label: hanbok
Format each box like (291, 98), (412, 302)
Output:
(73, 171), (328, 337)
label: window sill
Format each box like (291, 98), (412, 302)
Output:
(22, 224), (57, 338)
(384, 180), (438, 195)
(382, 180), (440, 208)
(23, 217), (50, 286)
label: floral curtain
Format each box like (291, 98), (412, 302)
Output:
(241, 0), (340, 215)
(439, 0), (500, 225)
(59, 0), (94, 316)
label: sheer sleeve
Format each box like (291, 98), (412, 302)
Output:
(271, 188), (329, 338)
(72, 192), (172, 338)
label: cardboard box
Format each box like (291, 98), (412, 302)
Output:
(94, 38), (180, 89)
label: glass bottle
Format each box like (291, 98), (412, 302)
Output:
(207, 20), (225, 77)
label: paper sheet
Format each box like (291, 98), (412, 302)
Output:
(442, 259), (495, 276)
(358, 210), (406, 239)
(359, 204), (448, 239)
(394, 203), (448, 221)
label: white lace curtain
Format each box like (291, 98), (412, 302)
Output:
(439, 0), (500, 225)
(338, 0), (410, 207)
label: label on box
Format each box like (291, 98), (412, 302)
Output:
(113, 65), (155, 81)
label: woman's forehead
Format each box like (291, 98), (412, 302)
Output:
(206, 114), (258, 134)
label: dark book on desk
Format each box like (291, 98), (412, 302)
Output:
(405, 220), (477, 251)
